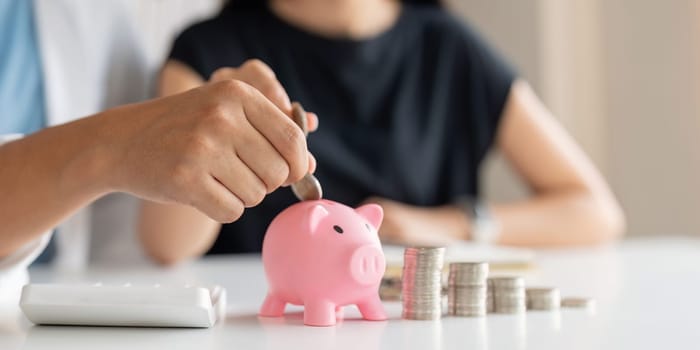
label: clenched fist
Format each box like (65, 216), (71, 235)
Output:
(105, 78), (313, 222)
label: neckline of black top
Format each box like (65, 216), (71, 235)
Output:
(228, 3), (410, 50)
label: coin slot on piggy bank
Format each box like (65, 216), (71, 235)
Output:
(259, 199), (387, 326)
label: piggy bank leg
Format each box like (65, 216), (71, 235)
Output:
(335, 306), (344, 319)
(303, 300), (337, 326)
(259, 293), (286, 317)
(357, 296), (387, 321)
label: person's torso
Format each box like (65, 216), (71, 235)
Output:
(170, 5), (513, 253)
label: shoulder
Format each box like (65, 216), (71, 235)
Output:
(405, 5), (516, 77)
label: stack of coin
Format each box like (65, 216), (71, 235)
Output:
(447, 262), (489, 317)
(401, 247), (445, 320)
(526, 287), (561, 311)
(490, 277), (526, 314)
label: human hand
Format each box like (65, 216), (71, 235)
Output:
(209, 59), (318, 132)
(105, 79), (313, 223)
(364, 197), (470, 246)
(210, 60), (322, 200)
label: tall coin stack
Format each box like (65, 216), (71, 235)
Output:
(490, 277), (526, 314)
(447, 262), (489, 317)
(526, 288), (561, 311)
(401, 247), (446, 320)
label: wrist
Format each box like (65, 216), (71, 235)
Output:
(58, 113), (119, 200)
(453, 196), (501, 244)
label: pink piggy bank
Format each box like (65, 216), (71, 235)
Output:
(259, 199), (387, 326)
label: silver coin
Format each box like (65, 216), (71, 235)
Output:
(401, 247), (446, 320)
(291, 174), (323, 201)
(491, 277), (526, 314)
(448, 262), (489, 281)
(488, 277), (525, 288)
(526, 287), (561, 310)
(493, 291), (526, 299)
(446, 262), (489, 317)
(561, 297), (596, 309)
(289, 102), (323, 201)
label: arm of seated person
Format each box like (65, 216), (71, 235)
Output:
(372, 80), (626, 248)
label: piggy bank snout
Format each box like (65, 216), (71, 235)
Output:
(349, 245), (386, 286)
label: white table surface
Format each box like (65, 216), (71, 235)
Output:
(2, 237), (700, 350)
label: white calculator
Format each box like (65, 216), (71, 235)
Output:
(19, 283), (227, 328)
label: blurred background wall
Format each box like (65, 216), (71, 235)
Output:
(127, 0), (700, 238)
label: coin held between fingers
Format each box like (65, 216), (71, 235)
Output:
(292, 173), (323, 201)
(289, 102), (323, 201)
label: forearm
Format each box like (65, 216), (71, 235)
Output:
(375, 187), (624, 248)
(492, 189), (625, 247)
(137, 60), (217, 265)
(487, 80), (625, 247)
(138, 202), (220, 265)
(0, 75), (312, 261)
(0, 115), (113, 258)
(403, 190), (623, 247)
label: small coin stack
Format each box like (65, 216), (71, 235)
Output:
(401, 247), (445, 320)
(447, 262), (489, 317)
(490, 277), (526, 314)
(526, 287), (561, 311)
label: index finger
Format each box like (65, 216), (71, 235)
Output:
(240, 86), (309, 183)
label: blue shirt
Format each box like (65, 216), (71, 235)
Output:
(0, 0), (47, 135)
(0, 0), (54, 264)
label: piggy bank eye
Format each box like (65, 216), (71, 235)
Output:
(365, 223), (371, 232)
(333, 225), (344, 234)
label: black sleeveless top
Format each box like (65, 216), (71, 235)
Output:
(169, 4), (516, 254)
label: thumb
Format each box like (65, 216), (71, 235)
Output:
(209, 67), (239, 83)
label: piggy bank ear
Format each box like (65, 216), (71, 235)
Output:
(355, 204), (383, 230)
(306, 204), (329, 233)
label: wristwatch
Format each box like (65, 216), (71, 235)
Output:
(454, 196), (501, 244)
